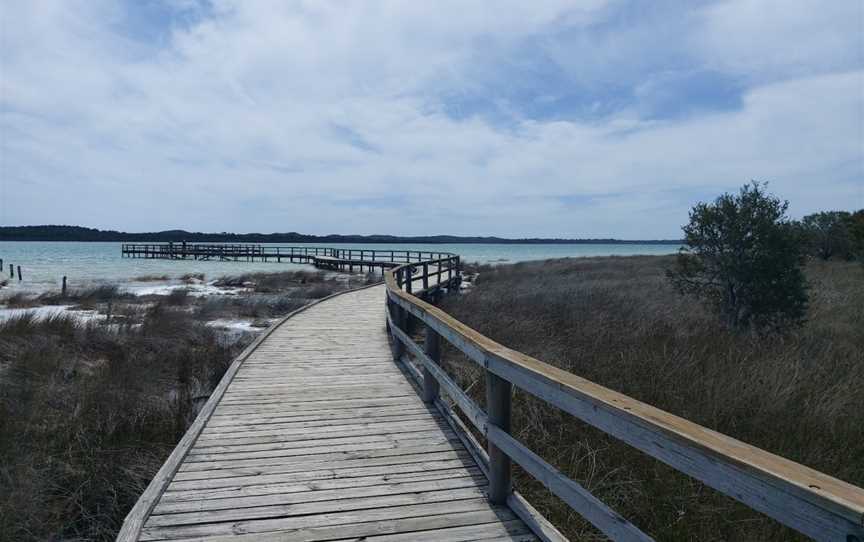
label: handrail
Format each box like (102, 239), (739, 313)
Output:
(120, 243), (456, 265)
(384, 260), (864, 542)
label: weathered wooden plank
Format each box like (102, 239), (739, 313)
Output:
(140, 497), (497, 540)
(196, 421), (445, 447)
(145, 486), (489, 527)
(152, 474), (488, 516)
(211, 396), (422, 415)
(327, 519), (533, 542)
(167, 456), (475, 490)
(161, 466), (483, 503)
(185, 430), (458, 461)
(196, 417), (446, 444)
(205, 406), (435, 429)
(508, 492), (569, 542)
(176, 443), (466, 474)
(183, 436), (461, 464)
(148, 507), (517, 542)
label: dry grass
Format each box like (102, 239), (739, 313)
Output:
(0, 276), (356, 541)
(133, 274), (171, 282)
(0, 311), (245, 541)
(213, 270), (330, 292)
(439, 255), (864, 541)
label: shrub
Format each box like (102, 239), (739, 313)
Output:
(180, 272), (205, 283)
(164, 288), (190, 306)
(847, 210), (864, 263)
(799, 211), (853, 260)
(133, 274), (170, 282)
(667, 182), (807, 330)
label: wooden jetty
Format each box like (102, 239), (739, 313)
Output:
(120, 243), (453, 275)
(120, 250), (864, 541)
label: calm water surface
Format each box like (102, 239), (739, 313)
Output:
(0, 242), (678, 292)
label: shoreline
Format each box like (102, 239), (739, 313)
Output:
(0, 269), (375, 341)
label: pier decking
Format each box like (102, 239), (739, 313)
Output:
(120, 243), (454, 275)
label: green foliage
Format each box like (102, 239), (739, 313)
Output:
(798, 210), (853, 260)
(847, 209), (864, 263)
(667, 182), (808, 330)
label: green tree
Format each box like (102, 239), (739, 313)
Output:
(667, 182), (808, 330)
(799, 211), (852, 260)
(847, 209), (864, 263)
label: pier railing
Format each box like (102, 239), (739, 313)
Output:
(120, 243), (455, 268)
(384, 261), (864, 541)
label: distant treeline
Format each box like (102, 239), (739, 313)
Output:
(0, 225), (682, 245)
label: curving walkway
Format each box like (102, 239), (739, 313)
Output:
(127, 285), (535, 541)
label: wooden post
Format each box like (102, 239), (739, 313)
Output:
(0, 258), (3, 272)
(390, 299), (405, 360)
(422, 324), (440, 403)
(62, 276), (67, 296)
(9, 264), (13, 278)
(17, 265), (22, 281)
(405, 266), (413, 294)
(486, 371), (512, 504)
(422, 263), (429, 290)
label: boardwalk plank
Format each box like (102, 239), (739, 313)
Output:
(140, 498), (498, 540)
(149, 508), (518, 542)
(125, 285), (533, 541)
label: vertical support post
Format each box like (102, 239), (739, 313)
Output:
(389, 297), (405, 360)
(9, 264), (13, 278)
(422, 263), (429, 290)
(62, 276), (67, 296)
(405, 266), (413, 294)
(0, 258), (3, 272)
(486, 371), (512, 504)
(402, 266), (414, 335)
(422, 324), (440, 403)
(17, 265), (22, 281)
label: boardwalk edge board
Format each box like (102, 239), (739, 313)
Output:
(116, 282), (384, 541)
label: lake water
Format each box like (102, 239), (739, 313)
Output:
(0, 242), (679, 292)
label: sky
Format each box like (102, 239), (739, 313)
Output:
(0, 0), (862, 239)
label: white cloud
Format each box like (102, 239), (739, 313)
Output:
(1, 0), (861, 238)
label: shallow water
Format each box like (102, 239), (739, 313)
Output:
(0, 241), (678, 292)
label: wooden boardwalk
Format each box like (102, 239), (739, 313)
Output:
(126, 285), (536, 541)
(121, 248), (864, 541)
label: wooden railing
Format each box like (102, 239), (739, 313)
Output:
(384, 261), (864, 541)
(120, 243), (456, 265)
